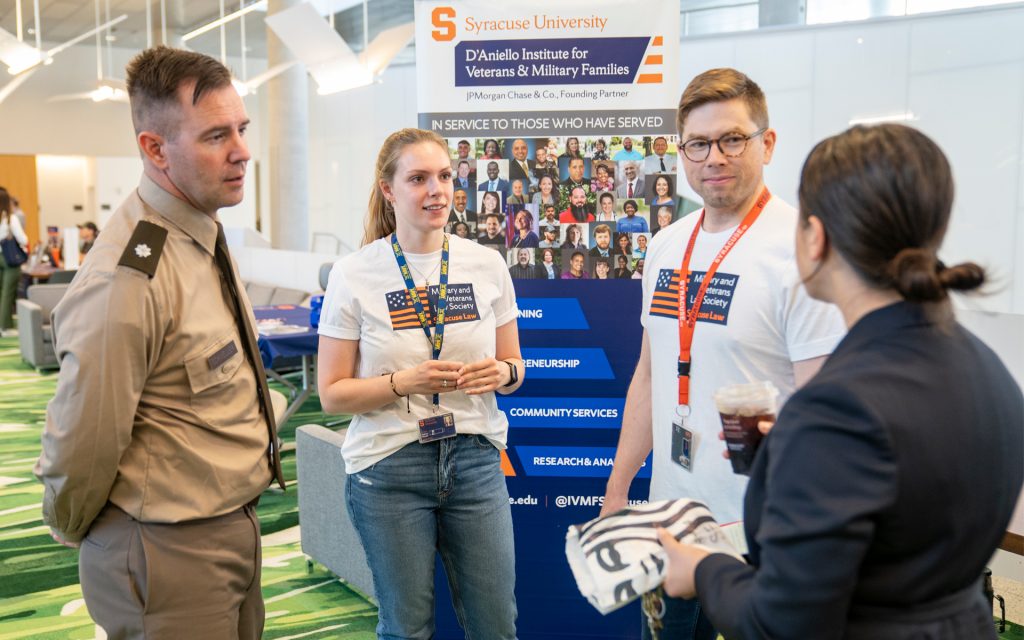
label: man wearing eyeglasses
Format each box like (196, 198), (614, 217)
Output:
(601, 68), (846, 640)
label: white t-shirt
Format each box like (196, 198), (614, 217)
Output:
(319, 234), (519, 474)
(640, 195), (846, 523)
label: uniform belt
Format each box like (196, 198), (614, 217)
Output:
(847, 578), (985, 624)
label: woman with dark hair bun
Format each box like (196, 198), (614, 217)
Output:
(657, 124), (1023, 640)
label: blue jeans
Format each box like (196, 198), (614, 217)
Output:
(346, 435), (518, 640)
(641, 594), (716, 640)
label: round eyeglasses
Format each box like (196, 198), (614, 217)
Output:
(680, 127), (767, 162)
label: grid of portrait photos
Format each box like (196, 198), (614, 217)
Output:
(446, 135), (680, 281)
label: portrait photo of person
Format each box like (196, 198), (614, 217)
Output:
(540, 203), (560, 228)
(632, 232), (651, 260)
(563, 136), (583, 160)
(614, 253), (633, 279)
(538, 225), (560, 249)
(615, 198), (650, 233)
(561, 223), (588, 251)
(480, 138), (502, 159)
(506, 179), (528, 206)
(508, 207), (539, 249)
(644, 135), (678, 173)
(559, 156), (592, 193)
(614, 231), (633, 256)
(631, 257), (644, 278)
(595, 191), (617, 222)
(507, 248), (546, 280)
(593, 256), (612, 280)
(532, 145), (559, 184)
(532, 174), (558, 208)
(591, 137), (609, 161)
(612, 135), (644, 161)
(616, 160), (645, 199)
(538, 246), (561, 279)
(560, 249), (589, 280)
(589, 223), (614, 257)
(559, 186), (595, 223)
(453, 159), (475, 192)
(478, 190), (503, 220)
(452, 137), (476, 164)
(591, 161), (616, 193)
(652, 204), (676, 235)
(452, 220), (472, 239)
(649, 173), (676, 207)
(478, 160), (510, 196)
(446, 188), (477, 234)
(477, 212), (506, 246)
(507, 138), (536, 184)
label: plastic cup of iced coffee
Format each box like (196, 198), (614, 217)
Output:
(714, 381), (779, 475)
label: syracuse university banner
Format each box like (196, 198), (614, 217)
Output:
(415, 1), (681, 637)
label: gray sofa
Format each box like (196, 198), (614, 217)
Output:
(295, 425), (375, 599)
(244, 281), (309, 306)
(16, 283), (69, 370)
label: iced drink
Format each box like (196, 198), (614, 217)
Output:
(714, 381), (779, 475)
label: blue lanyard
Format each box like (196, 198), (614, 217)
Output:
(390, 233), (450, 408)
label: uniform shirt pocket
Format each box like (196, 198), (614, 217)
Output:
(184, 334), (246, 427)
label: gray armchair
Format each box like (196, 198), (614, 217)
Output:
(296, 425), (374, 599)
(16, 283), (69, 370)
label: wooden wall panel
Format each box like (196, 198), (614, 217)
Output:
(0, 155), (40, 245)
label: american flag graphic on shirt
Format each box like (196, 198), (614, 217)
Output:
(385, 283), (480, 331)
(649, 268), (739, 326)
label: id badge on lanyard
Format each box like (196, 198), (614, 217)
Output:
(391, 233), (457, 443)
(672, 188), (770, 470)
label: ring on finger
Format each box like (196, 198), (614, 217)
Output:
(442, 379), (448, 388)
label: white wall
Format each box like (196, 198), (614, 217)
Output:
(679, 5), (1024, 313)
(35, 155), (90, 233)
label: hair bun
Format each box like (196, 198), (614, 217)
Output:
(888, 248), (945, 302)
(938, 261), (986, 293)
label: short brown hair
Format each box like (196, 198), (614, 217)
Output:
(125, 46), (233, 136)
(677, 68), (768, 135)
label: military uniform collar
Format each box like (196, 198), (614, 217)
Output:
(138, 173), (219, 256)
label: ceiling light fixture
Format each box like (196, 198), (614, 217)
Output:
(848, 112), (917, 125)
(182, 0), (267, 43)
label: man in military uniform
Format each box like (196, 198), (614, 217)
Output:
(35, 46), (284, 639)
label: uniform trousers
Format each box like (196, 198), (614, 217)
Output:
(79, 501), (263, 640)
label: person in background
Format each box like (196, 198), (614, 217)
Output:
(564, 136), (583, 160)
(591, 163), (615, 193)
(614, 232), (632, 256)
(653, 205), (674, 236)
(658, 123), (1023, 640)
(538, 225), (560, 249)
(633, 233), (650, 260)
(508, 248), (545, 280)
(616, 199), (650, 234)
(317, 127), (522, 640)
(78, 221), (99, 255)
(613, 136), (644, 161)
(452, 221), (471, 239)
(594, 256), (612, 280)
(9, 194), (27, 230)
(592, 138), (610, 161)
(506, 180), (527, 206)
(0, 188), (28, 337)
(562, 223), (587, 251)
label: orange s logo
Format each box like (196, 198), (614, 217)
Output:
(431, 6), (456, 42)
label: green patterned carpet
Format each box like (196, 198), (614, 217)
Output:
(0, 336), (378, 640)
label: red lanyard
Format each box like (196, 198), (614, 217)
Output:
(677, 187), (770, 406)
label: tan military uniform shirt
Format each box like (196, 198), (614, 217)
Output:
(35, 174), (272, 543)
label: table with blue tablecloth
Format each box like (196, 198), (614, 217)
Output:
(254, 305), (318, 424)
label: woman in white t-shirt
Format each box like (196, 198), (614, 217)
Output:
(0, 189), (28, 336)
(317, 128), (524, 639)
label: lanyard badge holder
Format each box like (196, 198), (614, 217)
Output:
(391, 233), (458, 444)
(672, 188), (770, 471)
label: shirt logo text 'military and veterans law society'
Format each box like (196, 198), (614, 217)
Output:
(385, 283), (479, 331)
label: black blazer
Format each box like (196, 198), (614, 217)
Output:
(509, 159), (536, 182)
(696, 301), (1023, 640)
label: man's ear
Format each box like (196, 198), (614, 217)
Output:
(761, 127), (777, 165)
(138, 131), (168, 169)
